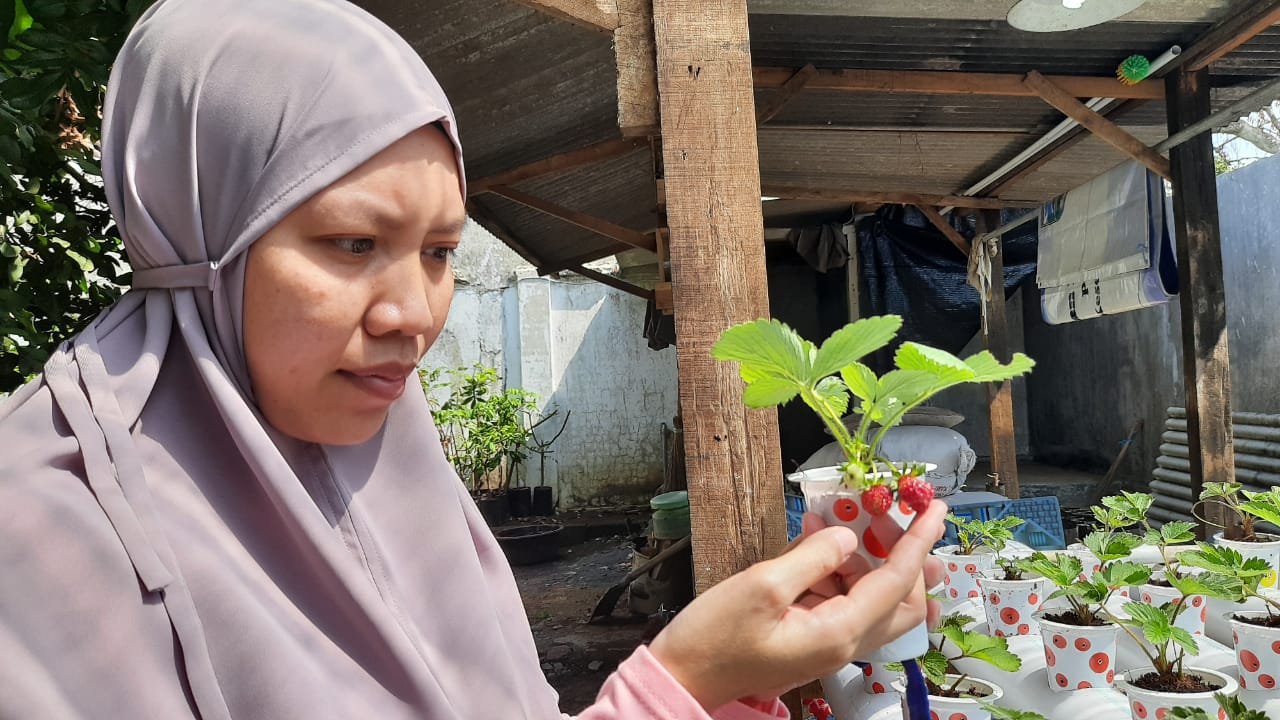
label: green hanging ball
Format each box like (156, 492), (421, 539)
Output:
(1117, 55), (1151, 86)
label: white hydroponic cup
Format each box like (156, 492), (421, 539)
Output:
(790, 465), (935, 663)
(891, 675), (1003, 720)
(1036, 610), (1120, 692)
(1227, 610), (1280, 695)
(1115, 667), (1238, 720)
(977, 571), (1050, 638)
(935, 545), (996, 603)
(1214, 532), (1280, 591)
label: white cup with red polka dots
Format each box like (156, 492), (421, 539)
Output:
(891, 674), (1003, 720)
(792, 466), (931, 662)
(1227, 610), (1280, 696)
(976, 571), (1049, 638)
(859, 662), (901, 695)
(1115, 667), (1238, 720)
(935, 546), (996, 604)
(1035, 610), (1119, 691)
(1139, 578), (1208, 637)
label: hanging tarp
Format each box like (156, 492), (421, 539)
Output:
(856, 206), (1037, 359)
(1036, 161), (1178, 324)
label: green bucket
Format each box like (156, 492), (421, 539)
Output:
(650, 490), (690, 539)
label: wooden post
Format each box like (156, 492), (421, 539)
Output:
(652, 0), (786, 591)
(978, 211), (1019, 498)
(1166, 68), (1237, 539)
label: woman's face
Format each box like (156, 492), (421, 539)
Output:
(243, 126), (464, 445)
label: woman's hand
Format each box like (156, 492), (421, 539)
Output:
(647, 500), (946, 711)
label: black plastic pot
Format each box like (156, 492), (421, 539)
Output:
(494, 523), (563, 565)
(508, 486), (533, 518)
(532, 486), (554, 516)
(476, 493), (509, 527)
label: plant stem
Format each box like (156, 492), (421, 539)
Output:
(946, 672), (971, 696)
(1101, 605), (1159, 670)
(799, 388), (863, 476)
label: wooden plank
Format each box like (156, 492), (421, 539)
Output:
(468, 138), (646, 196)
(566, 264), (655, 300)
(487, 185), (658, 252)
(978, 211), (1019, 499)
(466, 203), (544, 267)
(762, 185), (1037, 210)
(616, 0), (660, 136)
(1166, 67), (1237, 539)
(1023, 70), (1173, 180)
(1176, 1), (1280, 73)
(537, 243), (633, 276)
(654, 0), (786, 590)
(755, 63), (817, 123)
(1156, 75), (1280, 153)
(752, 66), (1165, 100)
(654, 280), (674, 313)
(915, 204), (970, 256)
(511, 0), (619, 34)
(655, 227), (669, 282)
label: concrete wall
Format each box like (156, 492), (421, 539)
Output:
(1021, 153), (1280, 488)
(422, 220), (678, 509)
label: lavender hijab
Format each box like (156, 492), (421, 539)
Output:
(0, 0), (560, 717)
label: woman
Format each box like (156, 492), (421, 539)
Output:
(0, 0), (944, 717)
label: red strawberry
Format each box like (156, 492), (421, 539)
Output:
(897, 475), (934, 513)
(860, 484), (892, 516)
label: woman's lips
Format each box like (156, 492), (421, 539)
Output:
(340, 370), (408, 402)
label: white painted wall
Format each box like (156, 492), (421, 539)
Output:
(421, 220), (678, 509)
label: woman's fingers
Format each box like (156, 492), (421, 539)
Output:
(754, 525), (862, 605)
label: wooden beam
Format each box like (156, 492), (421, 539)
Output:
(762, 185), (1037, 210)
(654, 0), (786, 590)
(915, 204), (970, 256)
(487, 185), (657, 252)
(466, 203), (544, 267)
(755, 63), (817, 123)
(1166, 67), (1237, 539)
(1023, 70), (1173, 180)
(616, 0), (660, 136)
(511, 0), (619, 34)
(536, 242), (633, 276)
(565, 264), (655, 300)
(1175, 1), (1280, 73)
(468, 138), (646, 196)
(752, 66), (1166, 100)
(654, 280), (674, 313)
(977, 211), (1019, 499)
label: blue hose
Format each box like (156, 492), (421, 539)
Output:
(901, 659), (932, 720)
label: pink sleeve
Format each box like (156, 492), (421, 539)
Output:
(570, 645), (789, 720)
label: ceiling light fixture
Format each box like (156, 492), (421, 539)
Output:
(1008, 0), (1147, 32)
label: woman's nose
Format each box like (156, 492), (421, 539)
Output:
(364, 257), (436, 338)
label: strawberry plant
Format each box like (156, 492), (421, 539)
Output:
(712, 315), (1033, 495)
(888, 613), (1022, 697)
(980, 705), (1047, 720)
(1016, 552), (1150, 626)
(1117, 569), (1240, 681)
(948, 514), (1024, 576)
(1177, 544), (1276, 615)
(1197, 483), (1280, 542)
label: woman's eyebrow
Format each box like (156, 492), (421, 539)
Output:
(434, 216), (467, 235)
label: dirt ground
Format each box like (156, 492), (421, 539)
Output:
(512, 536), (654, 713)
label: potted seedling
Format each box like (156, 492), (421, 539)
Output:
(1113, 566), (1243, 720)
(1178, 543), (1280, 695)
(1109, 492), (1211, 637)
(713, 315), (1033, 662)
(938, 515), (1025, 603)
(1198, 483), (1280, 591)
(887, 612), (1022, 720)
(965, 515), (1052, 639)
(1017, 546), (1150, 691)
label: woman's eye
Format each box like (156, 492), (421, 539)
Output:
(425, 247), (456, 262)
(333, 237), (375, 255)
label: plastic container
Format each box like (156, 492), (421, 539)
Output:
(942, 495), (1067, 550)
(651, 490), (691, 539)
(785, 493), (806, 541)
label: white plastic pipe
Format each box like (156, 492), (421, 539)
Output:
(941, 45), (1182, 215)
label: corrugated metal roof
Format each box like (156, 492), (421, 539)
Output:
(359, 1), (1280, 264)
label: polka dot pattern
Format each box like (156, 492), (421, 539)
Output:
(1037, 618), (1118, 693)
